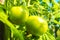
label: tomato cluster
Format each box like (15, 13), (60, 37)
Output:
(9, 6), (48, 36)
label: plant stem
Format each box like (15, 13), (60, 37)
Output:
(0, 17), (24, 40)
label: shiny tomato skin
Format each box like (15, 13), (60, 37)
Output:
(26, 16), (48, 36)
(9, 6), (29, 25)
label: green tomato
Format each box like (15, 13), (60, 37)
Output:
(26, 16), (48, 36)
(9, 6), (29, 25)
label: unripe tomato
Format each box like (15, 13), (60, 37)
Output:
(26, 16), (48, 36)
(9, 6), (29, 25)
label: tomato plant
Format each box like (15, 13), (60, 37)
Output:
(0, 0), (60, 40)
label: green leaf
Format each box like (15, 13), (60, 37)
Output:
(46, 32), (56, 40)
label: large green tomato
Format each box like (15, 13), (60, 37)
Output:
(9, 6), (29, 25)
(26, 16), (48, 36)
